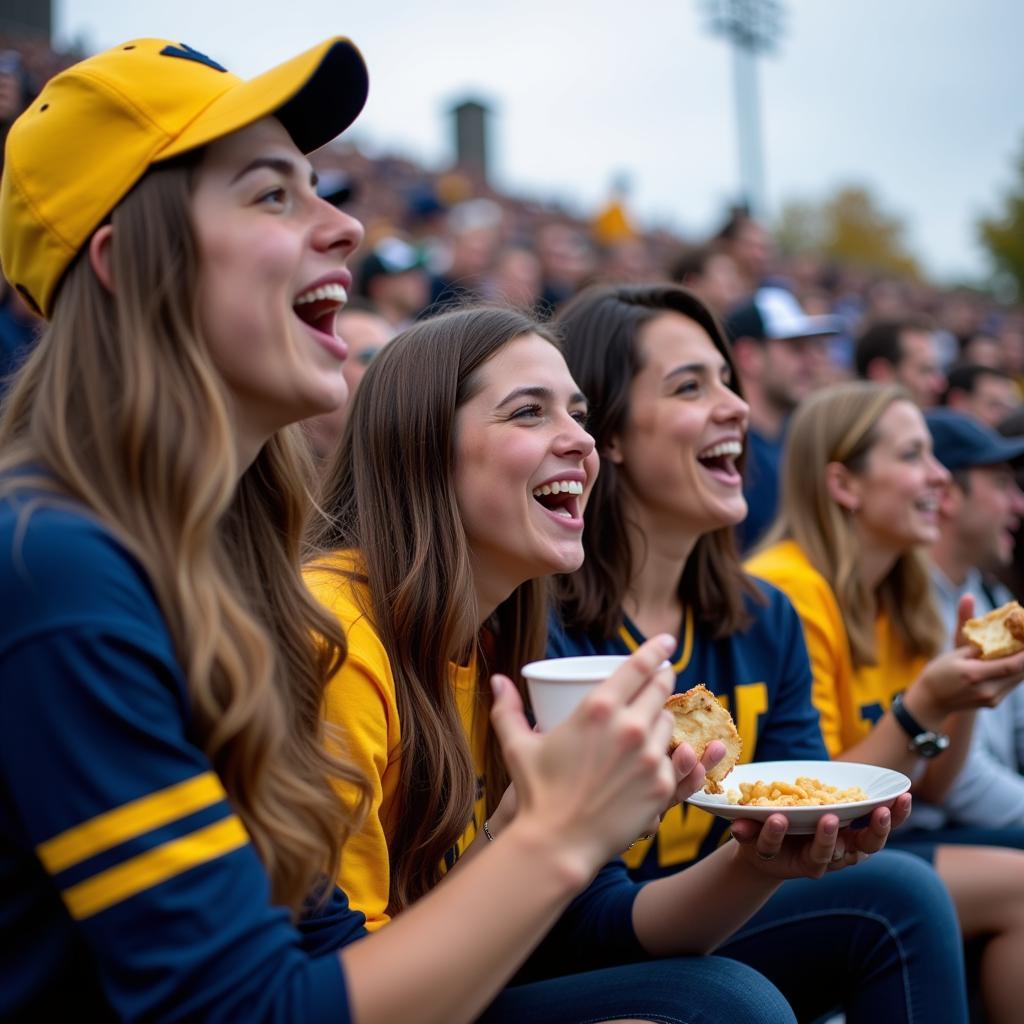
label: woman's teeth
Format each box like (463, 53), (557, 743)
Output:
(697, 440), (743, 460)
(294, 282), (348, 306)
(532, 480), (584, 497)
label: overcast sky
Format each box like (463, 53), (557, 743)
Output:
(55, 0), (1024, 283)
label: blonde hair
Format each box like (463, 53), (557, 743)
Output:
(0, 160), (368, 912)
(765, 380), (944, 668)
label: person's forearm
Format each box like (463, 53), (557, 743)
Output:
(340, 818), (590, 1024)
(630, 841), (780, 956)
(917, 710), (975, 804)
(835, 711), (924, 775)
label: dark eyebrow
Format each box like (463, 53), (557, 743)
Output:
(495, 385), (588, 408)
(664, 361), (729, 381)
(230, 155), (318, 189)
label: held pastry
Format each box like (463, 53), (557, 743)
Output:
(962, 601), (1024, 660)
(665, 684), (742, 794)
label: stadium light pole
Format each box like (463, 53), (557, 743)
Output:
(702, 0), (784, 218)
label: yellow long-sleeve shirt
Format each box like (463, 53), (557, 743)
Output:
(746, 540), (927, 756)
(307, 552), (488, 930)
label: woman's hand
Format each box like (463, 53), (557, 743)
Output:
(728, 792), (912, 879)
(669, 739), (726, 805)
(489, 635), (679, 876)
(907, 593), (1024, 721)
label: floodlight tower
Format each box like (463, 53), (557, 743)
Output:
(702, 0), (784, 217)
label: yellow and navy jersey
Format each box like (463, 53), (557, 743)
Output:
(746, 540), (927, 756)
(0, 496), (365, 1021)
(548, 579), (827, 881)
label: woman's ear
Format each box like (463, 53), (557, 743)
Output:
(603, 432), (625, 465)
(824, 461), (861, 513)
(87, 225), (115, 297)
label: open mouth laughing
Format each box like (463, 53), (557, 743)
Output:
(531, 477), (585, 525)
(293, 280), (349, 359)
(696, 438), (743, 486)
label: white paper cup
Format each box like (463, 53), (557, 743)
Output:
(521, 654), (631, 731)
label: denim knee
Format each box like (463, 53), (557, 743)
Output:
(479, 955), (796, 1024)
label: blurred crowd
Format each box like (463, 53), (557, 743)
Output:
(4, 32), (1023, 410)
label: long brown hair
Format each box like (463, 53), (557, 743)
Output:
(0, 160), (368, 912)
(554, 283), (761, 640)
(763, 380), (944, 667)
(313, 307), (551, 914)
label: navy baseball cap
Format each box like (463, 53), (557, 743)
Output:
(925, 408), (1024, 471)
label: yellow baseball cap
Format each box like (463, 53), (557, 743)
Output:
(0, 37), (368, 318)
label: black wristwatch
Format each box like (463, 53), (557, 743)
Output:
(891, 693), (950, 758)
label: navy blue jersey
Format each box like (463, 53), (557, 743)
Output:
(0, 493), (364, 1021)
(548, 580), (827, 881)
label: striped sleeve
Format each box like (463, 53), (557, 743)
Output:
(0, 507), (359, 1022)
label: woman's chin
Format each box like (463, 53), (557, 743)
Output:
(700, 497), (748, 534)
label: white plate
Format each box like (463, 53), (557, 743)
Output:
(686, 760), (911, 835)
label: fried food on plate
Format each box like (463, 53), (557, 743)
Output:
(665, 684), (742, 794)
(727, 776), (868, 807)
(962, 600), (1024, 660)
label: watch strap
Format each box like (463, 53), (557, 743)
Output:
(890, 692), (927, 740)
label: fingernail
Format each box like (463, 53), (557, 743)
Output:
(878, 809), (890, 826)
(490, 675), (504, 696)
(655, 634), (676, 655)
(823, 819), (838, 835)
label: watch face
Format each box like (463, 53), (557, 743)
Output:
(913, 733), (950, 759)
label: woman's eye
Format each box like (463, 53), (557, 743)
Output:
(570, 409), (590, 427)
(673, 380), (699, 397)
(510, 403), (543, 420)
(257, 187), (287, 207)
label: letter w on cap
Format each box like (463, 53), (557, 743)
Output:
(159, 43), (227, 73)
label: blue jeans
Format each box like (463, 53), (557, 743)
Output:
(479, 955), (796, 1024)
(717, 850), (967, 1023)
(888, 823), (1024, 859)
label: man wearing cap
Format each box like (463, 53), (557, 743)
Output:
(355, 236), (430, 329)
(923, 408), (1024, 835)
(727, 286), (839, 551)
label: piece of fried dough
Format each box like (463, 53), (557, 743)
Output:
(962, 601), (1024, 660)
(665, 684), (742, 794)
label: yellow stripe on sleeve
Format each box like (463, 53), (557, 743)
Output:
(37, 772), (227, 874)
(62, 816), (249, 920)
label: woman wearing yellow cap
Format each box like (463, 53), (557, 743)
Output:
(0, 39), (725, 1024)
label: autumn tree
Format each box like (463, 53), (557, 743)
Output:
(978, 140), (1024, 301)
(775, 185), (921, 279)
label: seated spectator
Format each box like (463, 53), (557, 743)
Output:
(667, 244), (743, 318)
(549, 282), (967, 1024)
(726, 286), (839, 551)
(427, 198), (503, 311)
(535, 221), (595, 313)
(960, 331), (1005, 370)
(854, 318), (946, 408)
(713, 207), (774, 303)
(355, 236), (430, 329)
(920, 409), (1024, 836)
(943, 362), (1021, 429)
(747, 382), (1024, 1023)
(487, 244), (543, 312)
